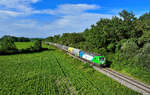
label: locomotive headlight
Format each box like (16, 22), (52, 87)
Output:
(101, 60), (105, 64)
(99, 57), (106, 64)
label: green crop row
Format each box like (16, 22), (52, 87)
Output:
(0, 43), (141, 95)
(50, 48), (141, 95)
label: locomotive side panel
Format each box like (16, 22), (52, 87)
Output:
(82, 53), (94, 62)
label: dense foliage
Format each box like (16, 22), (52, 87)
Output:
(0, 39), (45, 55)
(0, 37), (18, 54)
(0, 35), (30, 42)
(0, 37), (17, 51)
(32, 40), (42, 51)
(45, 10), (150, 72)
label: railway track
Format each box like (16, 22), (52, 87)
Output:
(67, 52), (150, 95)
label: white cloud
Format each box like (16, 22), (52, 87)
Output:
(109, 9), (123, 14)
(134, 10), (149, 18)
(31, 0), (40, 3)
(0, 1), (100, 16)
(0, 18), (48, 38)
(0, 10), (22, 17)
(0, 0), (51, 17)
(0, 0), (40, 8)
(0, 3), (114, 38)
(42, 13), (112, 36)
(53, 4), (100, 15)
(39, 4), (112, 36)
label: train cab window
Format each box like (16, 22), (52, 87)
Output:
(99, 57), (104, 61)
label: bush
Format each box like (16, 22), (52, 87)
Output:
(120, 39), (138, 58)
(33, 40), (42, 51)
(138, 30), (150, 47)
(137, 43), (150, 68)
(107, 43), (115, 52)
(115, 39), (127, 52)
(0, 37), (18, 54)
(99, 48), (107, 55)
(0, 37), (17, 51)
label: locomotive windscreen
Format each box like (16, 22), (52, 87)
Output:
(100, 57), (104, 61)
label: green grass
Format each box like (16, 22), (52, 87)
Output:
(15, 42), (33, 49)
(111, 62), (150, 85)
(0, 43), (140, 95)
(106, 53), (150, 85)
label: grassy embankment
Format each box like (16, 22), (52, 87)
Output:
(0, 42), (140, 95)
(106, 53), (150, 85)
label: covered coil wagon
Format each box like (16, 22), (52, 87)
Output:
(46, 42), (106, 66)
(62, 45), (68, 51)
(71, 48), (80, 56)
(68, 47), (80, 56)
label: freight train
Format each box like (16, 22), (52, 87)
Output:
(45, 42), (106, 67)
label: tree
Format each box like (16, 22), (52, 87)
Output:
(60, 33), (85, 46)
(45, 36), (54, 42)
(0, 35), (30, 42)
(138, 43), (150, 68)
(120, 39), (138, 58)
(33, 40), (42, 51)
(119, 10), (136, 23)
(0, 37), (17, 51)
(138, 30), (150, 47)
(53, 35), (61, 43)
(118, 10), (144, 39)
(139, 12), (150, 26)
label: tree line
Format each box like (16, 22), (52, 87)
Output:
(0, 36), (46, 55)
(45, 10), (150, 69)
(0, 35), (30, 42)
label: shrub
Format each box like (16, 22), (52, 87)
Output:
(99, 48), (107, 55)
(33, 40), (42, 51)
(0, 37), (17, 51)
(107, 43), (115, 52)
(138, 30), (150, 47)
(137, 43), (150, 68)
(115, 39), (127, 52)
(120, 39), (138, 58)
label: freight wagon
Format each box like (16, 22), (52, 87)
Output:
(45, 42), (106, 67)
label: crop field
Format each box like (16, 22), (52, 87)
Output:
(15, 42), (33, 49)
(0, 43), (140, 95)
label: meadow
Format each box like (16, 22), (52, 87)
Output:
(15, 42), (34, 49)
(0, 42), (140, 95)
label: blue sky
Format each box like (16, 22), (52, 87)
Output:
(0, 0), (150, 38)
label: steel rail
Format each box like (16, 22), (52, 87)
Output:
(46, 43), (150, 95)
(100, 68), (150, 95)
(67, 52), (150, 95)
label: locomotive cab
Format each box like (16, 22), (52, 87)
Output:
(99, 57), (105, 64)
(92, 56), (106, 66)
